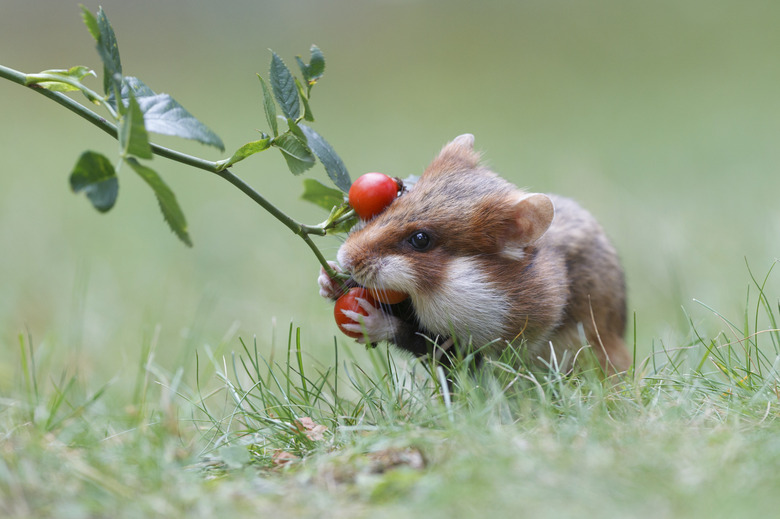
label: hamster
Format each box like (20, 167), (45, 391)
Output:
(319, 134), (631, 372)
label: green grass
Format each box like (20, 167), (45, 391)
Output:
(2, 265), (780, 518)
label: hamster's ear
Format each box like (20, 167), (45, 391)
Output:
(423, 133), (481, 177)
(449, 133), (475, 149)
(510, 193), (554, 245)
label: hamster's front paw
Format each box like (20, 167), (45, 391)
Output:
(338, 296), (400, 344)
(318, 261), (346, 301)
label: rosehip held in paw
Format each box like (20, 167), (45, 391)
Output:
(348, 172), (399, 220)
(334, 287), (377, 338)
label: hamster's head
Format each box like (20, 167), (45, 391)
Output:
(337, 134), (554, 302)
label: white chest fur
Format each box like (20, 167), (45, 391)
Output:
(412, 256), (510, 346)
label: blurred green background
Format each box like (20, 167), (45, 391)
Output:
(1, 0), (779, 393)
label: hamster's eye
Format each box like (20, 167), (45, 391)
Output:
(408, 231), (432, 252)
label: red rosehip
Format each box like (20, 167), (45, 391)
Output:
(348, 172), (398, 220)
(334, 287), (377, 339)
(368, 288), (409, 305)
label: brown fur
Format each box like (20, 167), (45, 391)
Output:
(336, 135), (631, 372)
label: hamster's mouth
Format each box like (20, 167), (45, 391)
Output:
(344, 270), (374, 290)
(341, 261), (411, 303)
(340, 271), (410, 305)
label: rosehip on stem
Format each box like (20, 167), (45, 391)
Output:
(348, 172), (398, 220)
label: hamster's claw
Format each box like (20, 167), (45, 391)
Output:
(318, 261), (344, 300)
(340, 297), (400, 344)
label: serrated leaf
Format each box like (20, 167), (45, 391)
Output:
(308, 45), (325, 82)
(125, 157), (192, 247)
(287, 118), (307, 142)
(80, 6), (100, 41)
(257, 74), (278, 137)
(121, 77), (224, 151)
(294, 77), (315, 122)
(299, 125), (351, 192)
(301, 179), (346, 211)
(120, 90), (153, 159)
(270, 52), (300, 120)
(218, 137), (271, 170)
(295, 56), (307, 78)
(296, 45), (325, 87)
(273, 133), (315, 175)
(69, 151), (118, 213)
(31, 66), (96, 92)
(93, 7), (122, 99)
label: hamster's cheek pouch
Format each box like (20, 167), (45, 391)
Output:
(373, 254), (418, 291)
(403, 249), (449, 297)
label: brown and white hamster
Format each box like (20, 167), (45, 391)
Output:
(319, 134), (631, 372)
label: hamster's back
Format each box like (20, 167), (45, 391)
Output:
(535, 194), (629, 370)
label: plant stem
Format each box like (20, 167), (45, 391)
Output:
(212, 168), (324, 238)
(25, 71), (115, 115)
(0, 63), (342, 279)
(0, 63), (27, 85)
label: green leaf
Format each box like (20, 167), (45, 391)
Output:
(121, 77), (225, 151)
(319, 202), (357, 234)
(217, 136), (272, 170)
(80, 5), (100, 41)
(301, 179), (346, 211)
(119, 90), (153, 159)
(273, 133), (315, 175)
(295, 45), (325, 87)
(29, 66), (96, 92)
(125, 157), (192, 247)
(257, 74), (278, 137)
(69, 151), (118, 213)
(299, 125), (351, 192)
(270, 52), (300, 120)
(92, 7), (122, 99)
(287, 118), (307, 143)
(331, 213), (358, 234)
(294, 77), (315, 122)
